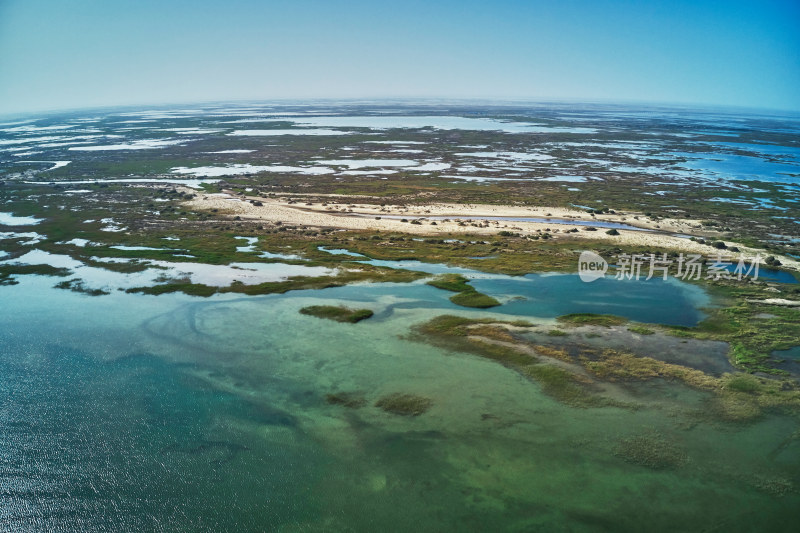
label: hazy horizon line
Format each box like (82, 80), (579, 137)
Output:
(3, 95), (800, 122)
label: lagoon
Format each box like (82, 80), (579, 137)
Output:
(1, 269), (797, 532)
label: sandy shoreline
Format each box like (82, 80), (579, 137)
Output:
(184, 190), (800, 272)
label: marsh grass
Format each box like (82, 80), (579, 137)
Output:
(664, 285), (800, 373)
(375, 393), (433, 416)
(427, 273), (501, 308)
(325, 392), (367, 408)
(627, 325), (656, 335)
(426, 274), (472, 292)
(558, 313), (628, 327)
(449, 290), (500, 308)
(615, 432), (687, 470)
(417, 315), (800, 420)
(53, 278), (110, 296)
(126, 267), (426, 297)
(0, 264), (71, 281)
(300, 305), (374, 323)
(583, 348), (800, 421)
(416, 316), (607, 407)
(520, 364), (606, 407)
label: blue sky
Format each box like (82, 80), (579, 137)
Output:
(1, 0), (798, 115)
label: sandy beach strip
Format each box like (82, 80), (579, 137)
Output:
(183, 191), (800, 272)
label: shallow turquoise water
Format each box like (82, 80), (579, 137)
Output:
(1, 274), (798, 531)
(348, 260), (711, 326)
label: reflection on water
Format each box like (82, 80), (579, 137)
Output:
(671, 150), (800, 184)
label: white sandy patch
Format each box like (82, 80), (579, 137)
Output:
(0, 136), (65, 146)
(1, 124), (75, 133)
(539, 176), (587, 182)
(184, 192), (800, 271)
(160, 128), (224, 135)
(18, 160), (71, 171)
(340, 169), (398, 176)
(219, 113), (344, 122)
(228, 129), (349, 136)
(411, 162), (451, 171)
(99, 218), (126, 232)
(288, 116), (590, 133)
(34, 136), (124, 148)
(63, 238), (91, 247)
(455, 165), (502, 173)
(0, 231), (45, 245)
(171, 164), (334, 177)
(110, 245), (164, 251)
(0, 119), (36, 128)
(23, 178), (220, 189)
(3, 146), (39, 153)
(0, 212), (43, 225)
(315, 159), (418, 169)
(365, 140), (427, 145)
(0, 135), (122, 150)
(116, 112), (193, 120)
(443, 175), (523, 182)
(69, 139), (188, 151)
(454, 151), (554, 162)
(747, 298), (800, 306)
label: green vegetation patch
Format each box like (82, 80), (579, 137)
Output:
(723, 373), (763, 393)
(415, 316), (606, 407)
(325, 392), (367, 408)
(582, 348), (800, 422)
(417, 315), (800, 419)
(449, 290), (500, 308)
(558, 313), (628, 327)
(375, 393), (433, 416)
(520, 364), (601, 407)
(300, 305), (374, 323)
(126, 282), (218, 297)
(615, 432), (687, 470)
(427, 274), (500, 308)
(426, 273), (472, 292)
(53, 278), (110, 296)
(627, 325), (656, 335)
(662, 284), (800, 373)
(0, 264), (72, 285)
(126, 266), (427, 298)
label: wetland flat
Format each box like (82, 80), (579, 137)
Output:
(1, 102), (799, 532)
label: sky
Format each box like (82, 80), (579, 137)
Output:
(1, 0), (799, 115)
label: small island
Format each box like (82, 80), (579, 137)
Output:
(299, 305), (374, 323)
(427, 274), (501, 308)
